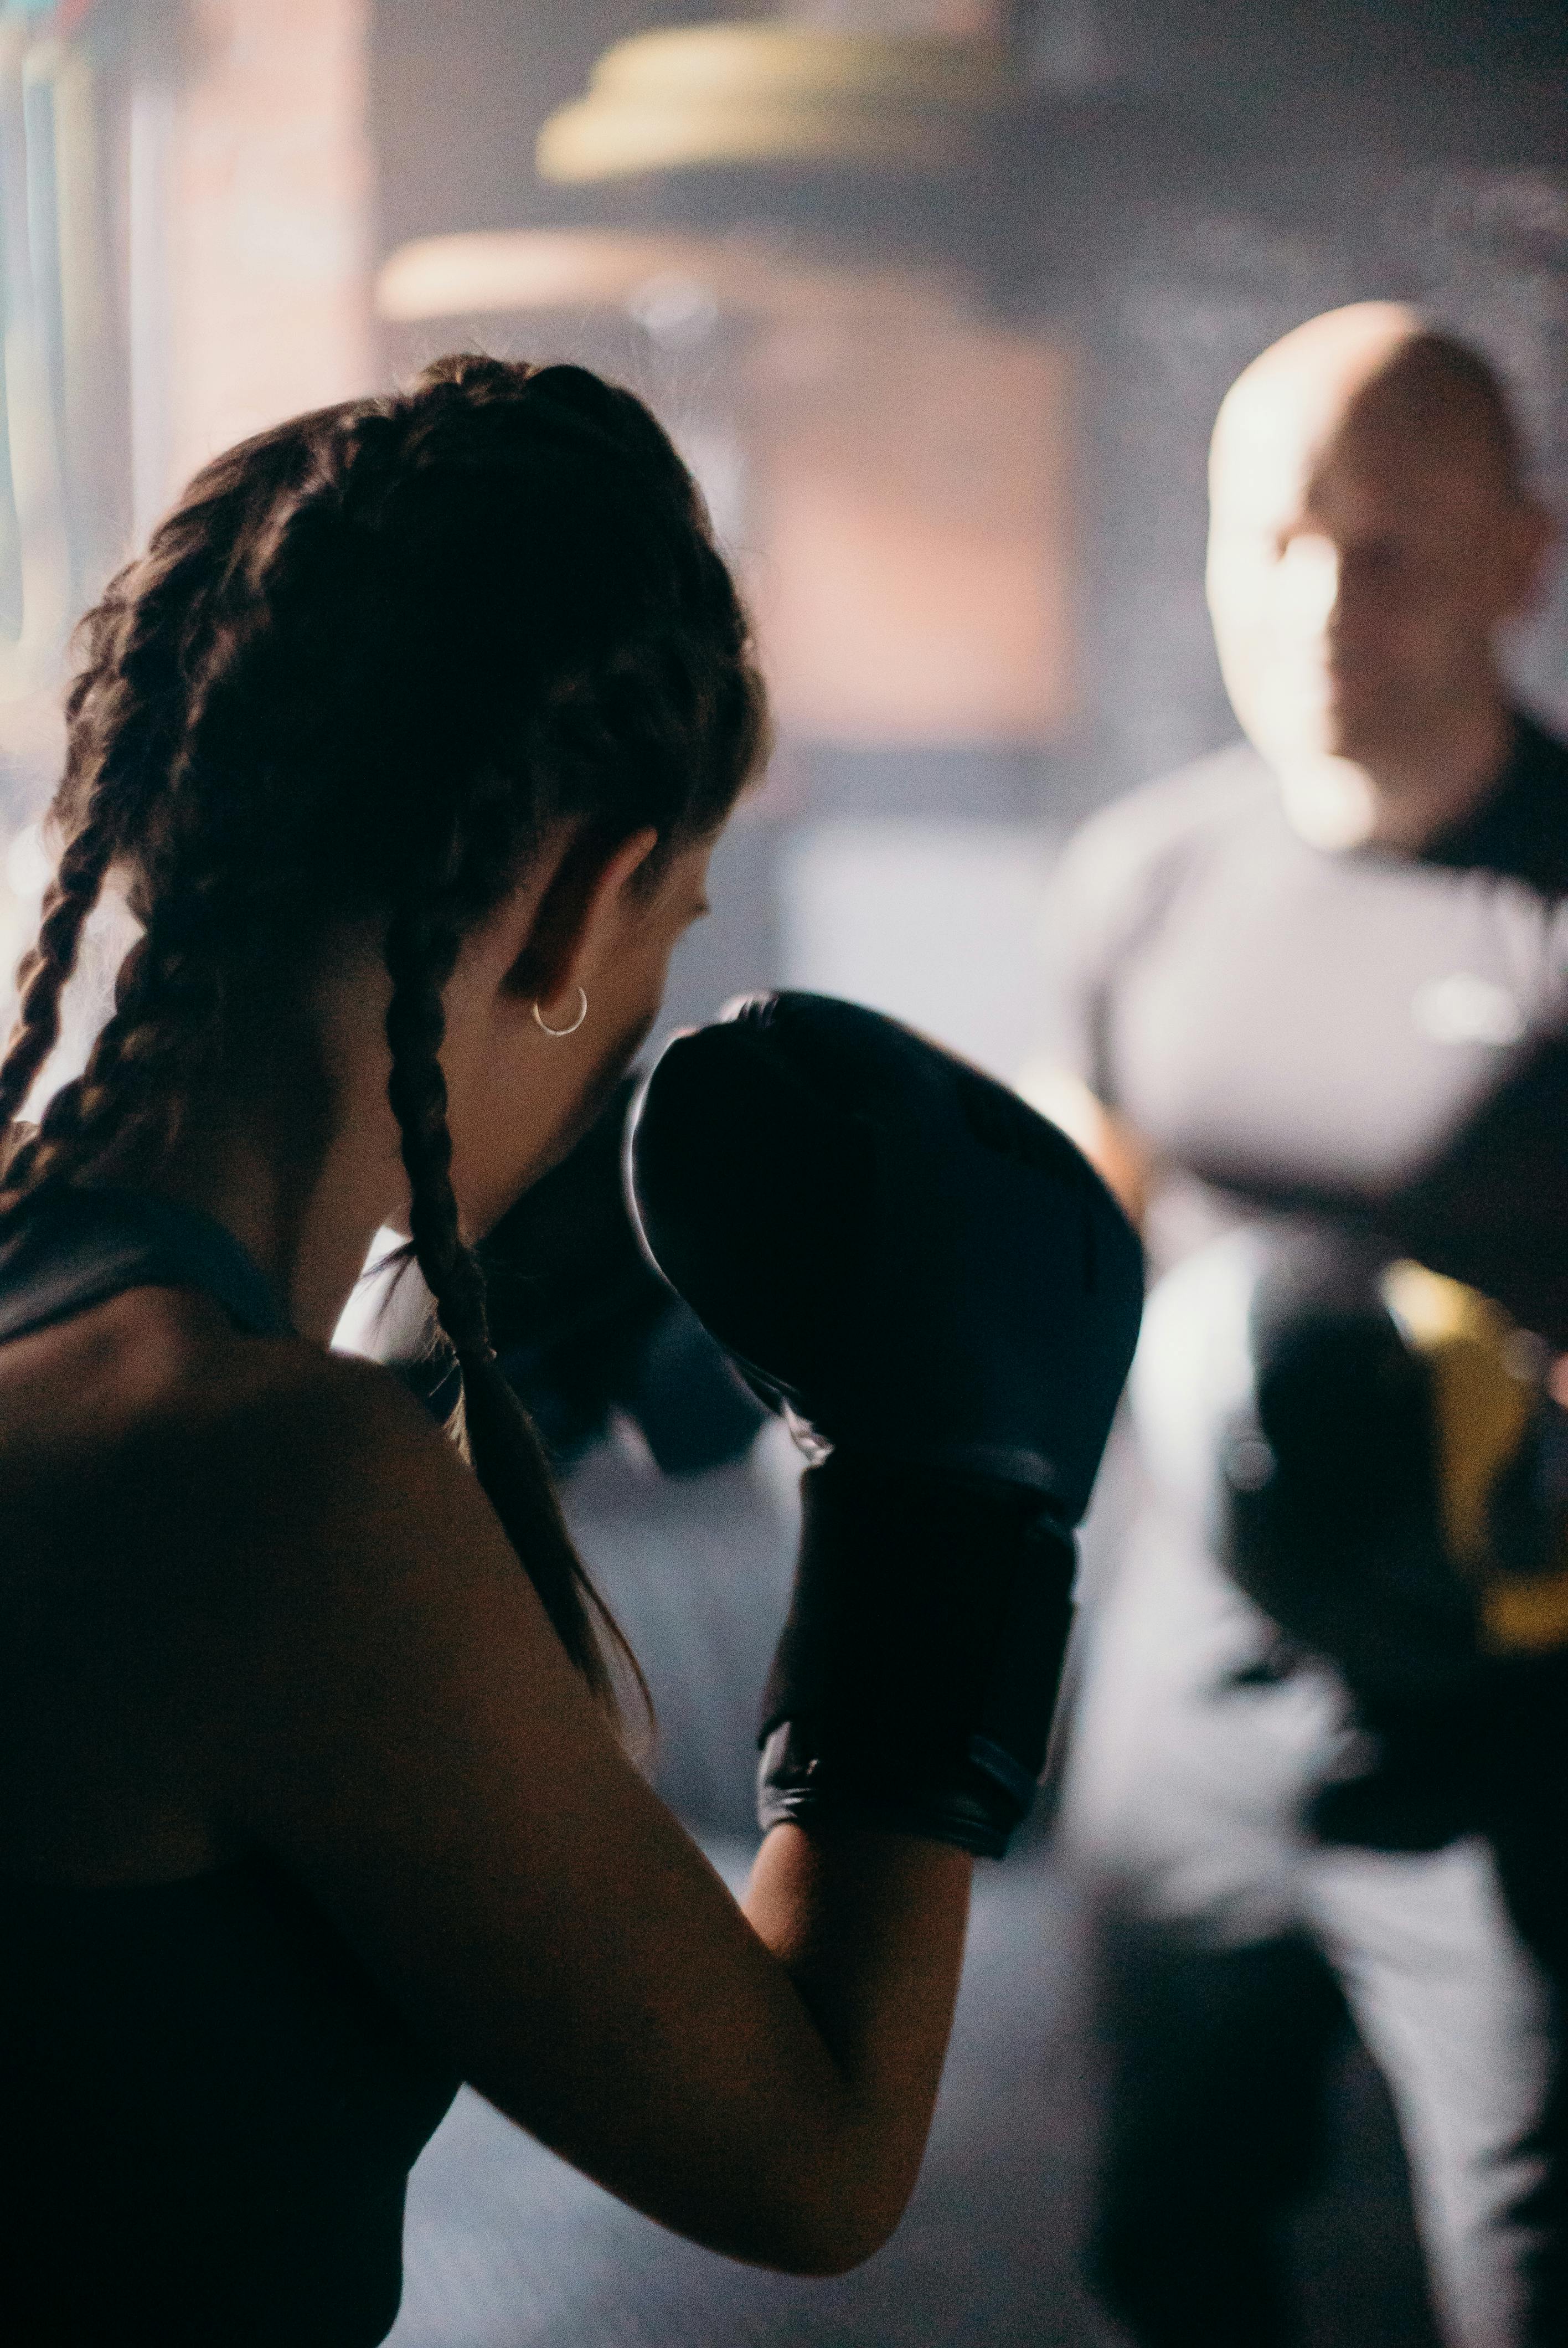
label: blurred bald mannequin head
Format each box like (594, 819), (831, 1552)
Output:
(1206, 301), (1553, 848)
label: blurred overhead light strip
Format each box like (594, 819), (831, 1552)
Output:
(534, 22), (1017, 184)
(375, 229), (968, 332)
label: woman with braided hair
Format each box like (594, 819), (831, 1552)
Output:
(0, 352), (1138, 2345)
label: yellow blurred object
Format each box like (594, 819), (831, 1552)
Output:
(1381, 1259), (1568, 1655)
(1381, 1261), (1535, 1567)
(536, 24), (1016, 183)
(1482, 1567), (1568, 1657)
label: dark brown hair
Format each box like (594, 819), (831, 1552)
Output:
(0, 354), (768, 1705)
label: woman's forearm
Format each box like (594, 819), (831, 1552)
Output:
(740, 1824), (972, 2272)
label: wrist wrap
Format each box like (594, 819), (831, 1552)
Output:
(757, 1453), (1077, 1858)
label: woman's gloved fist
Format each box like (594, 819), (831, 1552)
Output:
(627, 992), (1143, 1856)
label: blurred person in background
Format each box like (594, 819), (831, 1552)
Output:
(1033, 303), (1568, 2346)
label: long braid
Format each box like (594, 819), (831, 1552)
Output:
(0, 350), (766, 1717)
(4, 728), (253, 1206)
(0, 815), (116, 1164)
(1, 889), (230, 1205)
(0, 581), (154, 1158)
(3, 438), (362, 1209)
(384, 901), (643, 1709)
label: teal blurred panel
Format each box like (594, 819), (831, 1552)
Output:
(0, 13), (121, 706)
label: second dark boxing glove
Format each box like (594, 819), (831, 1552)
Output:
(627, 991), (1144, 1856)
(1132, 1222), (1568, 1851)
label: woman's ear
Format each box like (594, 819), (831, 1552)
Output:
(505, 824), (661, 1006)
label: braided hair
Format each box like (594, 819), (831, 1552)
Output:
(0, 354), (768, 1706)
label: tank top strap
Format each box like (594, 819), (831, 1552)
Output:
(0, 1187), (293, 1345)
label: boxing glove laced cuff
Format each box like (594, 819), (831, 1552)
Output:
(756, 1453), (1077, 1858)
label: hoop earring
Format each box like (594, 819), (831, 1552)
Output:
(532, 985), (589, 1039)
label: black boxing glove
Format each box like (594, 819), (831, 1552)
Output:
(626, 991), (1144, 1855)
(343, 1077), (766, 1473)
(1133, 1224), (1497, 1852)
(480, 1075), (766, 1472)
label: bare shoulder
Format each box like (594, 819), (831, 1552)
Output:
(0, 1283), (494, 1609)
(0, 1289), (524, 1877)
(152, 1312), (504, 1605)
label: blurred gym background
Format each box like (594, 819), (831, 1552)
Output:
(0, 3), (1565, 2341)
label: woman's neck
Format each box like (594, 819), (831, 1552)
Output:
(147, 1127), (394, 1346)
(137, 952), (407, 1346)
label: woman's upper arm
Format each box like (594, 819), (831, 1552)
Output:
(215, 1363), (866, 2266)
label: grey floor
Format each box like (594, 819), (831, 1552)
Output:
(385, 1433), (1442, 2348)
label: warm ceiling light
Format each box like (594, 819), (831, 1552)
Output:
(536, 22), (1016, 183)
(374, 227), (968, 332)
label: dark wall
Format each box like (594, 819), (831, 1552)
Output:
(370, 0), (721, 252)
(1031, 120), (1568, 800)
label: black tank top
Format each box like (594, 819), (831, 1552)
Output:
(0, 1188), (462, 2346)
